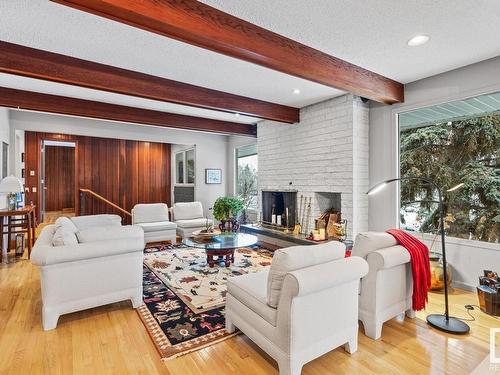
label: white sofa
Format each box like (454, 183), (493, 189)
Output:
(172, 201), (212, 238)
(132, 203), (177, 244)
(352, 232), (414, 340)
(225, 242), (368, 375)
(31, 214), (144, 331)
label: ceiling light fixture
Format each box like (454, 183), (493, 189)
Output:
(293, 88), (301, 95)
(235, 113), (240, 117)
(407, 35), (430, 47)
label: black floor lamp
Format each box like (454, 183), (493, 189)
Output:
(367, 176), (470, 335)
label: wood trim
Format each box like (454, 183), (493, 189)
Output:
(79, 189), (132, 217)
(0, 87), (256, 136)
(0, 40), (298, 123)
(51, 0), (404, 104)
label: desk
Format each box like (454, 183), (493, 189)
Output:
(0, 205), (36, 263)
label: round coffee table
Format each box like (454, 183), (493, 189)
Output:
(183, 233), (258, 268)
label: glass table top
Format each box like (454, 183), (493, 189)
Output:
(182, 233), (258, 250)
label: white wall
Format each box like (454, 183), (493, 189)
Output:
(226, 135), (257, 196)
(0, 108), (10, 209)
(258, 94), (369, 239)
(369, 56), (500, 289)
(8, 110), (255, 217)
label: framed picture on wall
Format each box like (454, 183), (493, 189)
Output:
(205, 168), (222, 184)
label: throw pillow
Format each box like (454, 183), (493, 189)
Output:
(54, 216), (78, 233)
(52, 226), (79, 246)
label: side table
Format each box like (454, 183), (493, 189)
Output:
(0, 204), (37, 263)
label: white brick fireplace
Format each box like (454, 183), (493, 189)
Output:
(257, 94), (369, 240)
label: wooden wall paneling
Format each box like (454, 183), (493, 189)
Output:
(25, 132), (172, 224)
(44, 145), (75, 211)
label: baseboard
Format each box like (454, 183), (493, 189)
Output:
(452, 281), (476, 292)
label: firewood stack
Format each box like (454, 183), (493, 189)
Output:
(316, 209), (342, 239)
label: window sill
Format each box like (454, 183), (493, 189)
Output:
(409, 231), (499, 251)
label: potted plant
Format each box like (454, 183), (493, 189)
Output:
(213, 196), (244, 232)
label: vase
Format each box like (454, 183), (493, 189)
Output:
(219, 219), (239, 233)
(429, 252), (452, 291)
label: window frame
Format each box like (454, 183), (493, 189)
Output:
(235, 144), (258, 211)
(174, 147), (196, 187)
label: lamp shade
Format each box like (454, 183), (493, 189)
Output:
(0, 175), (23, 193)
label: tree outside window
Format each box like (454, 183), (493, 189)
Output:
(236, 144), (258, 223)
(399, 94), (500, 244)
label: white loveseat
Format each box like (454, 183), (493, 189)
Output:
(172, 201), (212, 238)
(132, 203), (177, 244)
(31, 214), (144, 331)
(226, 242), (368, 375)
(352, 232), (414, 340)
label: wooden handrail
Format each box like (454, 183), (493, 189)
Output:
(79, 188), (132, 217)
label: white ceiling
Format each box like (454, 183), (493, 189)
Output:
(202, 0), (500, 83)
(1, 0), (500, 125)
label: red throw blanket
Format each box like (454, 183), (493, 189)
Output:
(386, 229), (431, 311)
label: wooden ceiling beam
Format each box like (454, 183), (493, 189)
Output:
(51, 0), (404, 104)
(0, 41), (298, 123)
(0, 87), (256, 136)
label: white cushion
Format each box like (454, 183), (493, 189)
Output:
(52, 226), (78, 246)
(134, 221), (177, 232)
(351, 232), (398, 260)
(227, 270), (277, 326)
(54, 216), (78, 233)
(175, 218), (212, 229)
(132, 203), (169, 224)
(173, 202), (204, 220)
(267, 241), (346, 308)
(70, 214), (122, 230)
(76, 225), (144, 243)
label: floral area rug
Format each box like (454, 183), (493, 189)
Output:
(137, 243), (273, 360)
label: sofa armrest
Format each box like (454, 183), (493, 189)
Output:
(366, 245), (410, 271)
(31, 236), (144, 266)
(285, 256), (368, 297)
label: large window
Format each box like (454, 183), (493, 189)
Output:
(175, 148), (195, 185)
(399, 91), (500, 243)
(236, 144), (258, 210)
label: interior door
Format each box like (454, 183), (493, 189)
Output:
(41, 141), (76, 220)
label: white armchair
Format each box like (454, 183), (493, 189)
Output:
(31, 215), (144, 330)
(225, 242), (368, 375)
(172, 201), (212, 238)
(352, 232), (414, 340)
(132, 203), (177, 244)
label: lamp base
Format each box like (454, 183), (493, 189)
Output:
(426, 314), (470, 334)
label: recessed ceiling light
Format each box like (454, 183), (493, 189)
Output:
(407, 35), (430, 47)
(293, 88), (301, 94)
(235, 113), (240, 117)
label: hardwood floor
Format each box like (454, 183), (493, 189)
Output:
(42, 210), (76, 224)
(1, 257), (498, 375)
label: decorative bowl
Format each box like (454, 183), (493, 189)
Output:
(191, 229), (221, 240)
